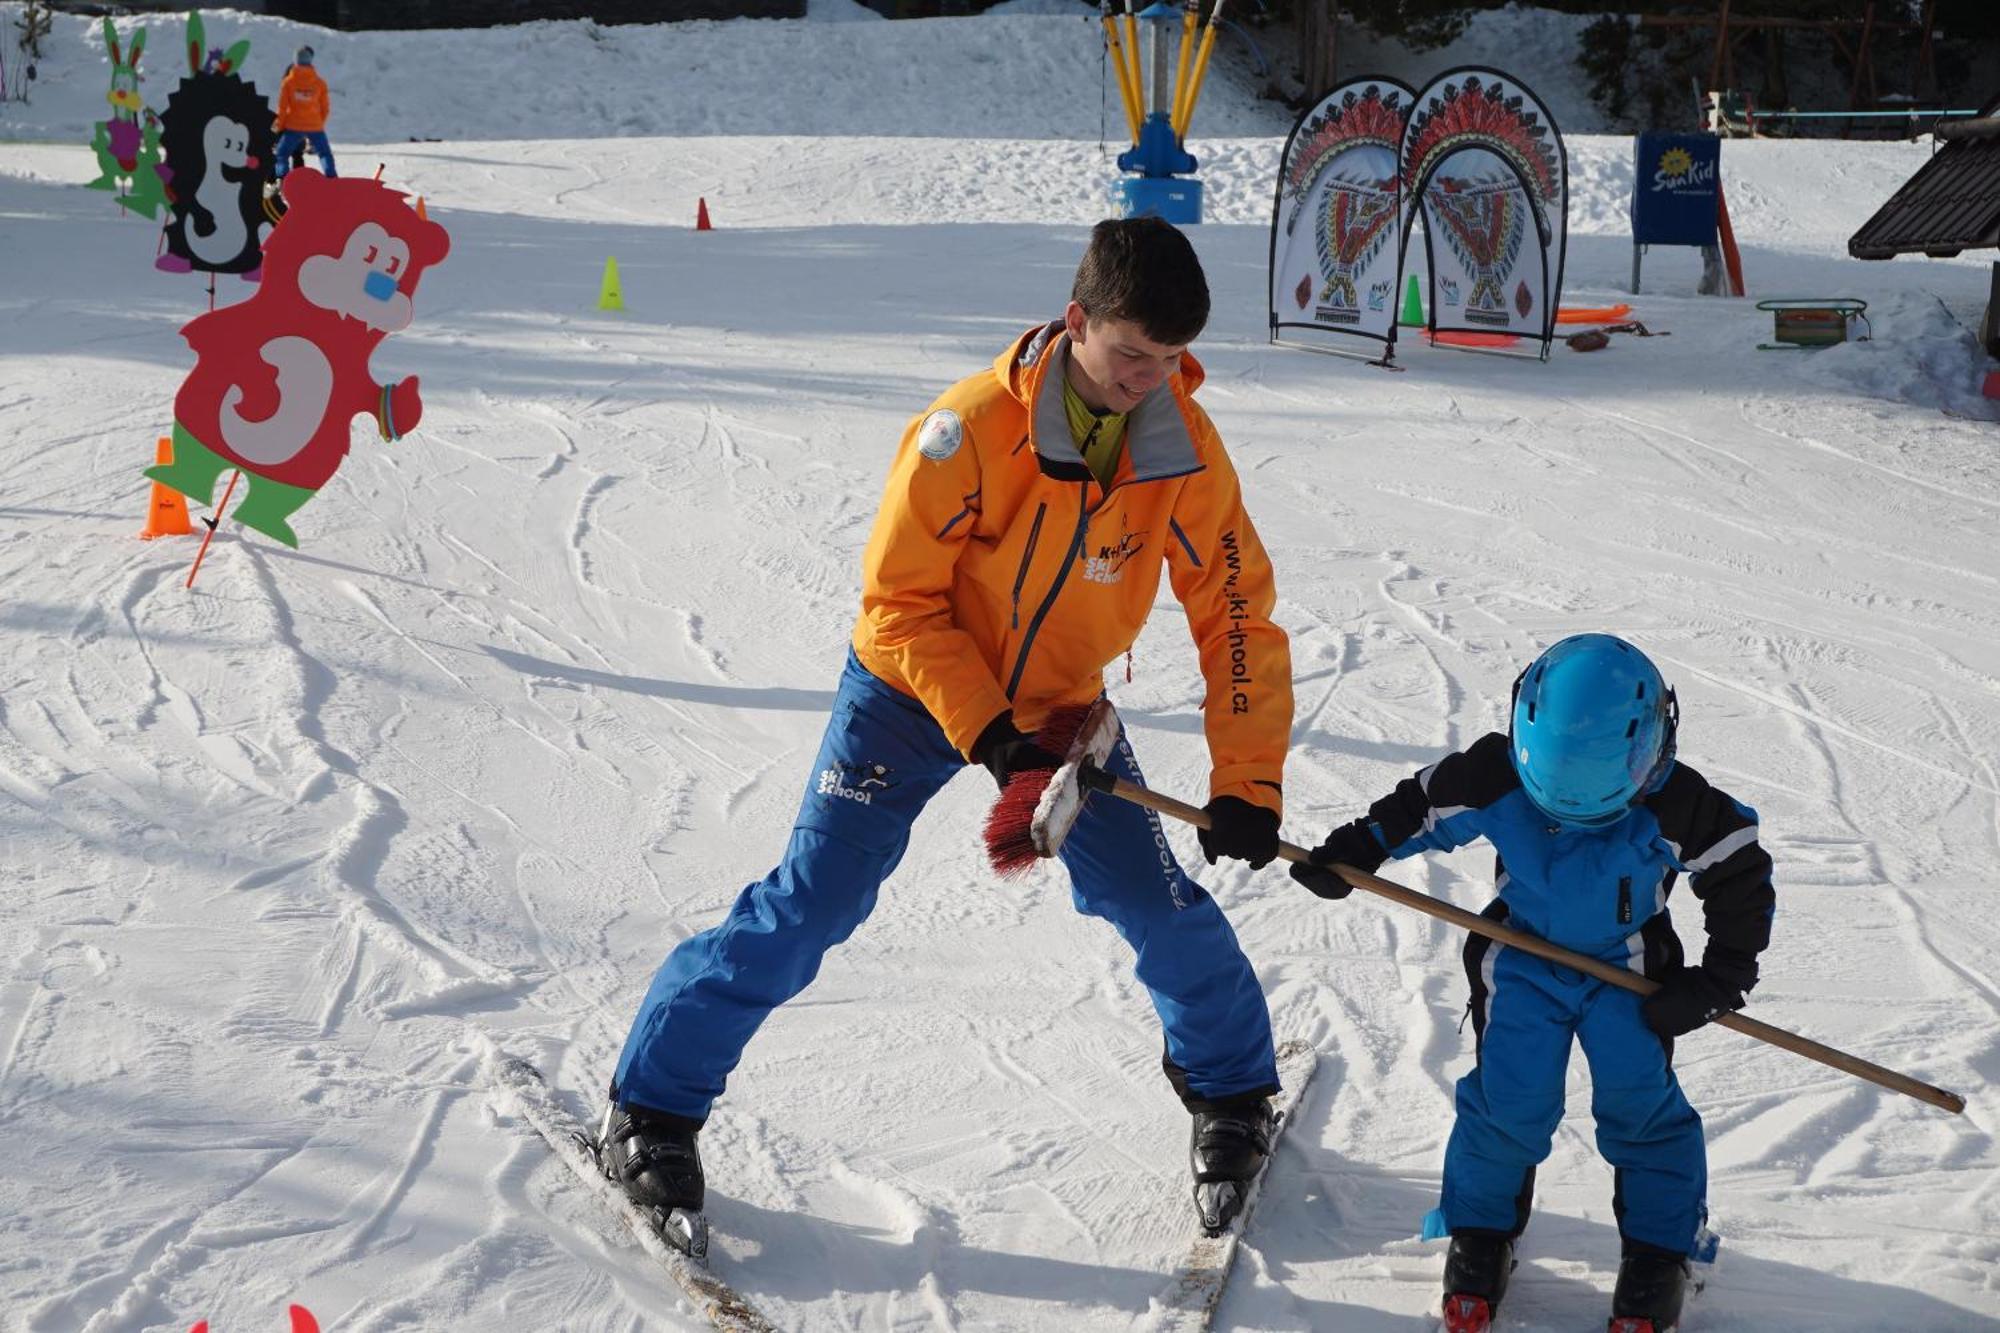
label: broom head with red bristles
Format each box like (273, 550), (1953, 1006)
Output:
(983, 697), (1122, 877)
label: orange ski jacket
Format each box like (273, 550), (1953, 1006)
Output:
(851, 321), (1293, 815)
(275, 65), (329, 132)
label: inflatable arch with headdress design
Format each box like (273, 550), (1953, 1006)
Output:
(1267, 67), (1567, 364)
(1399, 67), (1568, 359)
(1267, 76), (1416, 355)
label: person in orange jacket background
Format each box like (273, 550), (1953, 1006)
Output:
(603, 218), (1298, 1253)
(272, 45), (335, 179)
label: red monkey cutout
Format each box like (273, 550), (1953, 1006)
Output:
(147, 169), (449, 548)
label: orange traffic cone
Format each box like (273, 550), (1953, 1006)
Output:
(139, 436), (191, 540)
(696, 196), (712, 231)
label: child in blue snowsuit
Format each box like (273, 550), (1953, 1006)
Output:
(1290, 634), (1774, 1333)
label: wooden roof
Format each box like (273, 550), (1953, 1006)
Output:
(1850, 93), (2000, 259)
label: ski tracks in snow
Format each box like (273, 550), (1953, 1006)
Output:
(7, 123), (2000, 1328)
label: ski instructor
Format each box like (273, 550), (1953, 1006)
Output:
(604, 217), (1296, 1244)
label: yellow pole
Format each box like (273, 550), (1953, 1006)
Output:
(1121, 1), (1146, 119)
(1102, 12), (1142, 142)
(1174, 0), (1229, 139)
(1169, 0), (1199, 140)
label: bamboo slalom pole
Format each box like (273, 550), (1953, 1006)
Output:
(1081, 767), (1968, 1116)
(1174, 0), (1228, 139)
(1101, 3), (1142, 142)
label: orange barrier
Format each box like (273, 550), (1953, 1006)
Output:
(1556, 304), (1633, 324)
(1426, 329), (1521, 349)
(1717, 182), (1746, 296)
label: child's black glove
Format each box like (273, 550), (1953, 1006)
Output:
(1642, 965), (1744, 1038)
(1288, 819), (1386, 900)
(1197, 796), (1280, 868)
(970, 712), (1061, 790)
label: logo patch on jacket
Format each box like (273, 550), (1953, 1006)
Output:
(1083, 524), (1147, 584)
(917, 410), (962, 462)
(818, 761), (893, 804)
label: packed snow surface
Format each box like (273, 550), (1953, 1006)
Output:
(1, 5), (1997, 1332)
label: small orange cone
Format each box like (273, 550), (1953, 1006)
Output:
(696, 196), (712, 231)
(140, 436), (191, 540)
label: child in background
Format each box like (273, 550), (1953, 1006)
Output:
(273, 45), (335, 179)
(1290, 634), (1775, 1333)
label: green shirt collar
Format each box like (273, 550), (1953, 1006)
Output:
(1062, 372), (1127, 491)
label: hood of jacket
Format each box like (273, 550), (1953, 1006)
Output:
(993, 319), (1208, 484)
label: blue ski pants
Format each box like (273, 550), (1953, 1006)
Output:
(273, 130), (336, 178)
(1444, 912), (1707, 1256)
(613, 650), (1278, 1121)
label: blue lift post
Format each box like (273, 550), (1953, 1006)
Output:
(1117, 1), (1201, 224)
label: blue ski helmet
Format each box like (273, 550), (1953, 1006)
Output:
(1509, 634), (1677, 828)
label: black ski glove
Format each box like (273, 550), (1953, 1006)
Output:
(1288, 818), (1386, 900)
(969, 712), (1061, 790)
(1641, 965), (1744, 1038)
(1196, 796), (1281, 869)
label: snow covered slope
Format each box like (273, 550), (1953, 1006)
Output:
(0, 3), (1294, 144)
(2, 6), (1998, 1333)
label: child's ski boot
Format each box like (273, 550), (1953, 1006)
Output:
(1607, 1242), (1692, 1333)
(1441, 1230), (1515, 1333)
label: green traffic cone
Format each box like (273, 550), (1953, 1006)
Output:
(1398, 274), (1424, 328)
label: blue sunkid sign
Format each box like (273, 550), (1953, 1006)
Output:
(1631, 132), (1720, 248)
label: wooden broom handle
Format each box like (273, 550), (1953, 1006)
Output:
(1088, 769), (1967, 1116)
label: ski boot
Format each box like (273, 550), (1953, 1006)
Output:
(598, 1101), (709, 1260)
(1441, 1230), (1516, 1333)
(1607, 1242), (1692, 1333)
(1189, 1097), (1276, 1235)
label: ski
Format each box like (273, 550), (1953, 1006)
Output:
(1151, 1037), (1320, 1332)
(488, 1056), (777, 1333)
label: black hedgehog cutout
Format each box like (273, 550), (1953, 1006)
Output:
(159, 67), (275, 276)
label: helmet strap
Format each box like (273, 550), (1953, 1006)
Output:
(1639, 687), (1680, 795)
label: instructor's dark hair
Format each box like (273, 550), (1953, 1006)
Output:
(1070, 217), (1209, 347)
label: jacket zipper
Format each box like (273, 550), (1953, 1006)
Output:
(1078, 418), (1106, 509)
(1617, 875), (1633, 925)
(1010, 502), (1047, 629)
(1005, 482), (1090, 699)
